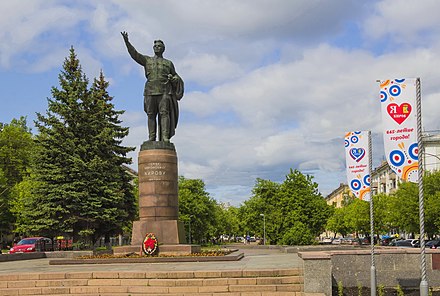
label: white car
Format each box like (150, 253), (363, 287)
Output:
(405, 239), (419, 247)
(331, 238), (341, 244)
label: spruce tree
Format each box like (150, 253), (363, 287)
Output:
(27, 47), (135, 246)
(80, 71), (136, 246)
(30, 47), (89, 238)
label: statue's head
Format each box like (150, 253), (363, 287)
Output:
(153, 40), (165, 55)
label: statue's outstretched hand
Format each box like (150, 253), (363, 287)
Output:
(121, 31), (129, 42)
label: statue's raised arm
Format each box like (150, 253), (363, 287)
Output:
(121, 31), (146, 66)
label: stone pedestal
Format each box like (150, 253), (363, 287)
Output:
(114, 141), (199, 255)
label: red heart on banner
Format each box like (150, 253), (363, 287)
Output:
(387, 103), (412, 124)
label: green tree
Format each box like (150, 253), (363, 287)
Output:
(423, 171), (440, 238)
(0, 117), (34, 236)
(278, 169), (332, 244)
(215, 204), (240, 241)
(25, 47), (89, 238)
(240, 178), (280, 243)
(240, 169), (331, 245)
(282, 222), (313, 245)
(178, 176), (218, 244)
(0, 168), (8, 236)
(21, 47), (135, 247)
(326, 207), (350, 238)
(9, 175), (39, 235)
(343, 198), (370, 236)
(392, 181), (419, 235)
(372, 193), (395, 235)
(75, 71), (136, 246)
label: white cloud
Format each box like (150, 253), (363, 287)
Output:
(0, 1), (87, 70)
(180, 53), (243, 87)
(2, 0), (440, 205)
(364, 0), (440, 46)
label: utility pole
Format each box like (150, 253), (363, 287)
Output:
(260, 214), (266, 245)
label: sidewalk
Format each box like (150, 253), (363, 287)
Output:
(0, 246), (303, 274)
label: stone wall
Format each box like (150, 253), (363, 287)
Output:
(300, 247), (440, 296)
(0, 251), (92, 262)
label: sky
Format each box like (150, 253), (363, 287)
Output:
(1, 0), (440, 206)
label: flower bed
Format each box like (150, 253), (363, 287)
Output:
(78, 248), (234, 259)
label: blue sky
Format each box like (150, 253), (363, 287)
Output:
(1, 0), (440, 206)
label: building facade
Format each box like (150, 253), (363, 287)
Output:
(423, 132), (440, 172)
(325, 183), (353, 208)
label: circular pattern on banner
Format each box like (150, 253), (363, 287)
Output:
(363, 174), (370, 186)
(389, 150), (405, 166)
(350, 179), (362, 191)
(380, 91), (388, 102)
(395, 79), (405, 83)
(142, 233), (158, 255)
(344, 139), (349, 147)
(408, 143), (418, 160)
(350, 135), (359, 144)
(389, 85), (401, 97)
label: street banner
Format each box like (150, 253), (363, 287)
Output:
(380, 78), (418, 182)
(344, 131), (371, 201)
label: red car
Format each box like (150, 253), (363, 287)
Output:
(9, 237), (53, 254)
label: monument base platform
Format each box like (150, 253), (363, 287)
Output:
(113, 219), (198, 256)
(113, 244), (201, 256)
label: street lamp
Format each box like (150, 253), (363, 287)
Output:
(422, 152), (440, 174)
(188, 215), (194, 245)
(260, 214), (266, 245)
(424, 152), (440, 161)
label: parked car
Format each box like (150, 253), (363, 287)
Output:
(341, 237), (355, 245)
(389, 239), (413, 247)
(426, 240), (440, 249)
(235, 236), (244, 243)
(9, 237), (53, 254)
(320, 237), (333, 245)
(406, 239), (419, 248)
(331, 238), (341, 245)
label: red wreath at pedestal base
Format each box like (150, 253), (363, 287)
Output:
(141, 233), (158, 255)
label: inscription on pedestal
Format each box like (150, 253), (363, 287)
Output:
(143, 162), (167, 180)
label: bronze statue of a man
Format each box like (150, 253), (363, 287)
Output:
(121, 32), (184, 142)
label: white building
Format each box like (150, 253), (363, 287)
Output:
(371, 161), (399, 195)
(423, 132), (440, 172)
(370, 131), (440, 195)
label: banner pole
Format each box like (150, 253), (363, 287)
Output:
(368, 131), (376, 296)
(416, 78), (429, 296)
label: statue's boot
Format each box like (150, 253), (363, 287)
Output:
(148, 117), (156, 141)
(161, 115), (170, 143)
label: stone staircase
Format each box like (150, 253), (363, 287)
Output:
(0, 268), (305, 296)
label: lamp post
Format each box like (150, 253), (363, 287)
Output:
(260, 214), (266, 245)
(424, 152), (440, 170)
(188, 215), (193, 245)
(424, 152), (440, 161)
